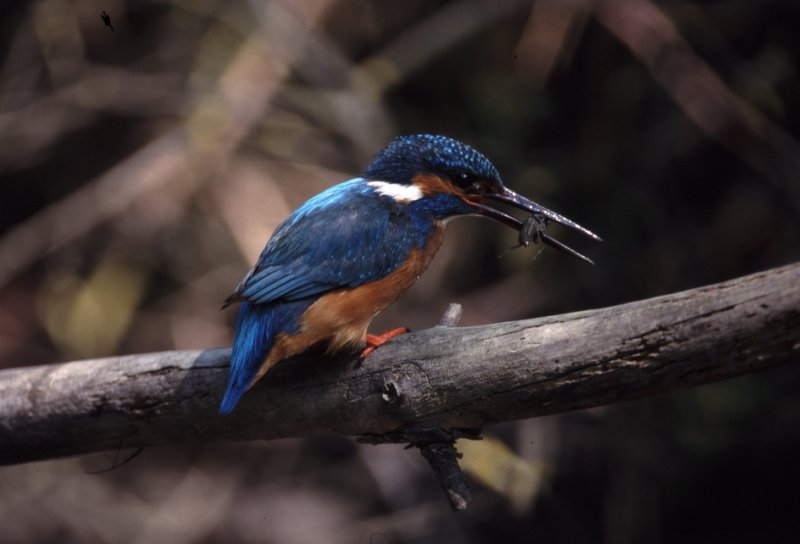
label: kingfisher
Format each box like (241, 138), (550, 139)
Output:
(219, 134), (599, 414)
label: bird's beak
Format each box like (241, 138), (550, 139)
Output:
(465, 186), (601, 265)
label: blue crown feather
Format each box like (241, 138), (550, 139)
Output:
(363, 134), (501, 185)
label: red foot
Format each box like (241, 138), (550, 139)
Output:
(360, 327), (409, 360)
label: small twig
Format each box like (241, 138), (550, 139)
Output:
(366, 302), (478, 511)
(436, 303), (463, 327)
(419, 441), (471, 511)
(358, 425), (481, 511)
(423, 303), (475, 510)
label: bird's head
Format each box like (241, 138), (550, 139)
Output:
(363, 134), (600, 264)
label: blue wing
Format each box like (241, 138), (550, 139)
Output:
(225, 179), (432, 306)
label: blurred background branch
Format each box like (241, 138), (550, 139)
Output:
(595, 0), (800, 210)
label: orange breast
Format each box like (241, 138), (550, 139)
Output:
(249, 223), (446, 385)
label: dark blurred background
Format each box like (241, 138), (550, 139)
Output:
(1, 0), (799, 542)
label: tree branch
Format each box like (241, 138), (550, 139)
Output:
(1, 263), (798, 468)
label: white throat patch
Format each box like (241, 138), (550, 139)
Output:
(367, 181), (424, 203)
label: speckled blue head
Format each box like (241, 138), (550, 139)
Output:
(361, 133), (600, 262)
(363, 134), (502, 188)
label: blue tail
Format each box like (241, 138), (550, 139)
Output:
(219, 300), (312, 414)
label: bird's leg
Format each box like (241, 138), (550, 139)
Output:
(360, 327), (409, 359)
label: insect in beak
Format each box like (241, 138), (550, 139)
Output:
(465, 186), (601, 265)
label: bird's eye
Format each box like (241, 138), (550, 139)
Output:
(453, 170), (480, 191)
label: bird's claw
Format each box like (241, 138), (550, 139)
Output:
(360, 327), (409, 360)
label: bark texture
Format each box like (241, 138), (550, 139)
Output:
(1, 263), (798, 465)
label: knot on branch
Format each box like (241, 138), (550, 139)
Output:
(380, 380), (401, 404)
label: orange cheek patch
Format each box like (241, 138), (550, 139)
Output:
(412, 173), (460, 196)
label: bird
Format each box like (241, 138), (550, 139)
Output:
(219, 134), (599, 414)
(100, 11), (114, 31)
